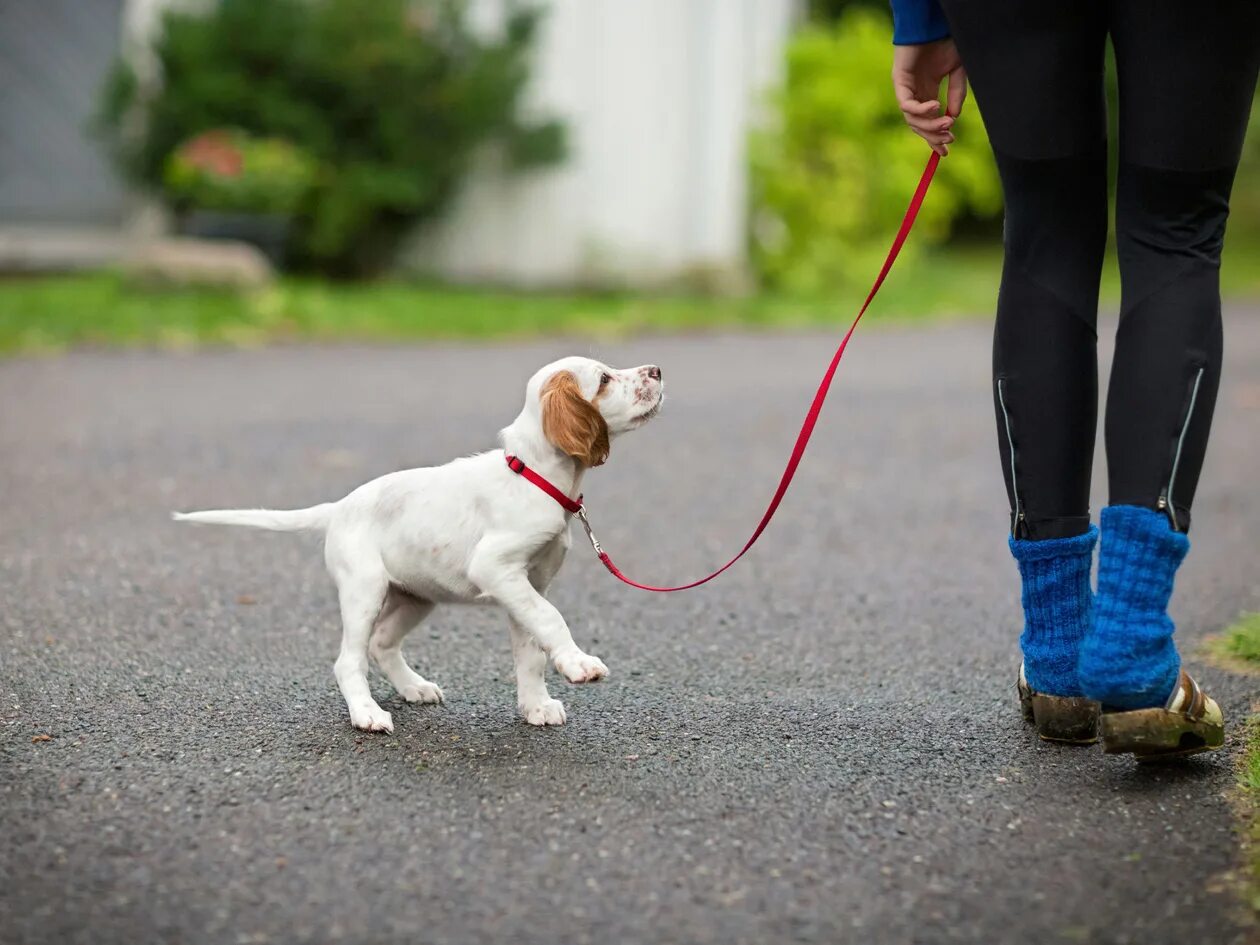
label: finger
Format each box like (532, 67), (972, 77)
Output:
(904, 119), (943, 138)
(892, 77), (943, 118)
(914, 126), (954, 155)
(900, 96), (942, 118)
(919, 130), (948, 157)
(904, 114), (955, 135)
(945, 66), (968, 118)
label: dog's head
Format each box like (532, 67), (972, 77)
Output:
(522, 356), (664, 467)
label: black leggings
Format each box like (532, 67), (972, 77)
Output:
(938, 0), (1260, 539)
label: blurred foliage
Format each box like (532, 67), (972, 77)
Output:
(163, 129), (318, 215)
(808, 0), (888, 20)
(97, 0), (565, 276)
(1231, 93), (1260, 238)
(749, 9), (1002, 294)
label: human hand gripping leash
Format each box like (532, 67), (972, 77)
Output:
(508, 152), (941, 593)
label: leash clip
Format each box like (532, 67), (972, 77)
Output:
(576, 506), (603, 555)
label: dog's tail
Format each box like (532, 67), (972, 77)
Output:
(172, 503), (335, 533)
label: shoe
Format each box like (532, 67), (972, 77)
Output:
(1018, 662), (1100, 744)
(1098, 669), (1224, 761)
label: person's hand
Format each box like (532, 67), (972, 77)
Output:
(892, 39), (967, 156)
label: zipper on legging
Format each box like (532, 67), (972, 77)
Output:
(1157, 365), (1205, 533)
(996, 377), (1027, 537)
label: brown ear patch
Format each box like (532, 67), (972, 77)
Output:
(541, 371), (610, 467)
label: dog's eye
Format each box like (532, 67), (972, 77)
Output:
(599, 373), (612, 387)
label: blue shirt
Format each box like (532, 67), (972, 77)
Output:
(890, 0), (950, 45)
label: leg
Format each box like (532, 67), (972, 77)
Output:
(332, 568), (394, 732)
(1078, 1), (1260, 720)
(941, 0), (1109, 540)
(506, 536), (571, 725)
(468, 539), (607, 684)
(495, 571), (606, 683)
(509, 618), (566, 726)
(1105, 0), (1260, 529)
(369, 589), (443, 704)
(939, 0), (1107, 713)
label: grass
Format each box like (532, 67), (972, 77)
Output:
(0, 246), (1001, 355)
(2, 238), (1260, 356)
(1242, 714), (1260, 916)
(1208, 614), (1260, 917)
(1211, 613), (1260, 668)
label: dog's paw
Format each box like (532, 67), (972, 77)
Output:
(521, 698), (567, 726)
(554, 649), (609, 684)
(399, 681), (444, 704)
(349, 702), (394, 733)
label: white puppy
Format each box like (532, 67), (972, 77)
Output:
(175, 356), (664, 733)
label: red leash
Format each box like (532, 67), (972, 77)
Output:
(510, 152), (940, 592)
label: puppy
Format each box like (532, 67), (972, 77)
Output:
(175, 357), (663, 733)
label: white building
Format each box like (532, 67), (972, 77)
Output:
(0, 0), (798, 288)
(406, 0), (797, 289)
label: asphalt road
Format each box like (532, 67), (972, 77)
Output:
(4, 311), (1260, 945)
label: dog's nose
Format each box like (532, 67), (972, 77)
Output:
(646, 365), (662, 381)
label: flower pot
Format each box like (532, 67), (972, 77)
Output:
(178, 210), (291, 267)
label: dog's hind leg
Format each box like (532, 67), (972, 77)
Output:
(370, 589), (443, 704)
(332, 567), (394, 733)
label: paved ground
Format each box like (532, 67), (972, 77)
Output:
(3, 311), (1260, 945)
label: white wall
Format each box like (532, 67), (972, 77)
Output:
(403, 0), (797, 289)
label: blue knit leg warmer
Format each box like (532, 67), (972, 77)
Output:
(1010, 525), (1098, 697)
(1077, 505), (1188, 710)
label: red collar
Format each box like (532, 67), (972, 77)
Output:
(505, 454), (584, 514)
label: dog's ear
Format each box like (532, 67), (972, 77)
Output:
(541, 371), (610, 467)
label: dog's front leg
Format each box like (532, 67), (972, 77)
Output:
(493, 572), (608, 683)
(470, 549), (607, 686)
(508, 618), (566, 725)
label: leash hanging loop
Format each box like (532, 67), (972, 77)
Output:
(588, 152), (941, 592)
(562, 153), (940, 592)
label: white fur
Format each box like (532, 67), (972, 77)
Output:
(174, 356), (663, 733)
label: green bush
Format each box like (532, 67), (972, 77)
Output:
(163, 129), (318, 216)
(98, 0), (564, 275)
(750, 9), (1002, 294)
(807, 0), (888, 22)
(1232, 94), (1260, 239)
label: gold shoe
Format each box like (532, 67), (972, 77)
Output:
(1099, 670), (1225, 761)
(1017, 663), (1100, 745)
